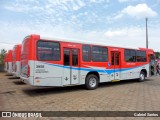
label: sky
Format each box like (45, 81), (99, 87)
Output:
(0, 0), (160, 51)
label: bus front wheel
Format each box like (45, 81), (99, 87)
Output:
(85, 74), (98, 90)
(138, 71), (145, 82)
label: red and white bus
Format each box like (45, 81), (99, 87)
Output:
(7, 50), (13, 74)
(20, 34), (155, 90)
(4, 52), (8, 72)
(12, 44), (21, 77)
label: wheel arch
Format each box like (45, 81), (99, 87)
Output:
(85, 71), (100, 82)
(141, 69), (147, 77)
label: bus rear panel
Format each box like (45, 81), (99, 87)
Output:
(7, 50), (13, 74)
(12, 44), (21, 77)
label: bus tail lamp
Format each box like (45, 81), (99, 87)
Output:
(27, 65), (30, 77)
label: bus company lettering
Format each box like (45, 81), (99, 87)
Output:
(35, 65), (48, 73)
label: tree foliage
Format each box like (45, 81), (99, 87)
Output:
(155, 52), (160, 59)
(0, 49), (7, 65)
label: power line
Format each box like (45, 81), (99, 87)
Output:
(0, 42), (18, 45)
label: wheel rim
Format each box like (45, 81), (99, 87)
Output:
(140, 73), (145, 80)
(89, 77), (97, 87)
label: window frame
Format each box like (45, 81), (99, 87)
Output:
(92, 46), (108, 62)
(36, 40), (61, 61)
(82, 45), (91, 62)
(124, 49), (136, 62)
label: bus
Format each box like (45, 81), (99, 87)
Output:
(20, 34), (155, 90)
(4, 52), (8, 72)
(7, 50), (13, 75)
(12, 44), (21, 77)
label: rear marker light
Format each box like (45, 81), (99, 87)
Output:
(27, 65), (30, 77)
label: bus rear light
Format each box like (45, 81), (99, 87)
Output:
(27, 65), (30, 77)
(36, 80), (40, 83)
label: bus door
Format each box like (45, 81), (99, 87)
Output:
(149, 54), (155, 76)
(63, 48), (79, 85)
(110, 52), (121, 80)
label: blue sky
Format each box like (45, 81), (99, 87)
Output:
(0, 0), (160, 51)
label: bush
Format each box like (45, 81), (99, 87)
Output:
(0, 49), (7, 65)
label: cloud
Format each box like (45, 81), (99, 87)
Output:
(1, 21), (160, 51)
(1, 1), (160, 52)
(118, 0), (129, 3)
(4, 0), (86, 13)
(123, 3), (157, 18)
(104, 30), (127, 37)
(90, 0), (110, 3)
(104, 27), (144, 38)
(114, 3), (157, 19)
(103, 26), (160, 50)
(4, 0), (42, 13)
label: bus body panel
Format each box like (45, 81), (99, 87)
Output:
(7, 50), (13, 74)
(5, 63), (7, 71)
(4, 53), (8, 72)
(21, 60), (34, 85)
(12, 44), (21, 77)
(20, 34), (155, 87)
(7, 62), (12, 74)
(120, 63), (149, 80)
(14, 61), (21, 77)
(33, 61), (63, 86)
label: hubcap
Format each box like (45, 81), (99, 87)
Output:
(140, 74), (144, 80)
(89, 77), (97, 87)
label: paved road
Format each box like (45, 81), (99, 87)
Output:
(0, 72), (160, 120)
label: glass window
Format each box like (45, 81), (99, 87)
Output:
(64, 49), (70, 66)
(111, 53), (114, 65)
(92, 46), (108, 62)
(124, 49), (136, 62)
(136, 50), (146, 62)
(72, 49), (78, 66)
(82, 45), (91, 61)
(37, 40), (60, 61)
(115, 52), (120, 65)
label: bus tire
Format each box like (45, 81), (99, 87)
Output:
(138, 71), (145, 82)
(85, 74), (98, 90)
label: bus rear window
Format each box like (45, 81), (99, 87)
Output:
(21, 38), (30, 60)
(37, 40), (60, 61)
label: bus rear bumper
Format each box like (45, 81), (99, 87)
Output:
(12, 72), (18, 77)
(20, 76), (34, 85)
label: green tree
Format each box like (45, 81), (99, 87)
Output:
(155, 52), (160, 59)
(0, 49), (7, 65)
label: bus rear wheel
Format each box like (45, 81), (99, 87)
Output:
(85, 74), (98, 90)
(138, 71), (145, 82)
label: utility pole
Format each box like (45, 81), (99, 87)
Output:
(146, 18), (148, 48)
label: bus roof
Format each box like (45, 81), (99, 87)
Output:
(13, 44), (21, 61)
(8, 50), (12, 62)
(4, 53), (8, 62)
(25, 34), (153, 51)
